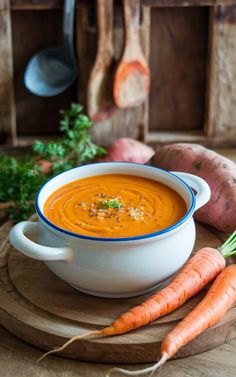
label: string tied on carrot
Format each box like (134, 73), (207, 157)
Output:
(37, 231), (236, 364)
(107, 264), (236, 376)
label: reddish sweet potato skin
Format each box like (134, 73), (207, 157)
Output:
(97, 138), (155, 164)
(150, 143), (236, 233)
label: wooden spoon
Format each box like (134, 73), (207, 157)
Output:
(114, 0), (150, 108)
(87, 0), (117, 122)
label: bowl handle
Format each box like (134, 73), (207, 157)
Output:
(9, 221), (74, 262)
(172, 172), (211, 211)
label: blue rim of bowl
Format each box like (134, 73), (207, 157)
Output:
(35, 162), (196, 242)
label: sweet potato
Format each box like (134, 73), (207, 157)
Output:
(150, 143), (236, 233)
(97, 138), (155, 164)
(37, 159), (52, 174)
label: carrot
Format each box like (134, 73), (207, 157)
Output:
(108, 264), (236, 376)
(37, 230), (236, 363)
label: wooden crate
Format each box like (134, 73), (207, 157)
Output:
(0, 0), (236, 147)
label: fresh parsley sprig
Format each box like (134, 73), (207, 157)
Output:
(33, 103), (106, 175)
(0, 155), (47, 222)
(0, 103), (106, 222)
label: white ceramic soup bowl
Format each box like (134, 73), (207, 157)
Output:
(9, 162), (210, 298)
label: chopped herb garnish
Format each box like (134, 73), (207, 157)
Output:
(99, 198), (122, 209)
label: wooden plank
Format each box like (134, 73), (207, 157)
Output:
(12, 130), (236, 149)
(0, 325), (236, 377)
(12, 135), (58, 146)
(204, 6), (217, 136)
(10, 0), (63, 10)
(149, 7), (209, 133)
(205, 5), (236, 140)
(0, 0), (17, 145)
(10, 1), (236, 11)
(147, 130), (236, 147)
(143, 0), (236, 5)
(0, 0), (9, 11)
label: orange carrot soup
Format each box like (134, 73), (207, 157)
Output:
(44, 174), (187, 237)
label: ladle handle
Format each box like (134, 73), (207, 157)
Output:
(97, 0), (113, 56)
(63, 0), (76, 46)
(123, 0), (141, 48)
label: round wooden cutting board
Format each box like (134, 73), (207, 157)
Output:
(0, 220), (236, 364)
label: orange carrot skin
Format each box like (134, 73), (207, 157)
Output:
(102, 247), (226, 336)
(161, 264), (236, 359)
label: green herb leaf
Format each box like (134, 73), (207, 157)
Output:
(99, 199), (122, 209)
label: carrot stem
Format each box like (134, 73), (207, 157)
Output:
(218, 230), (236, 258)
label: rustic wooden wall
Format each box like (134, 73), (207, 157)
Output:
(0, 1), (235, 146)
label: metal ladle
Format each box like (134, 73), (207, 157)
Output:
(24, 0), (77, 97)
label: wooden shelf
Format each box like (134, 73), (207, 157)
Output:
(10, 0), (62, 10)
(10, 0), (236, 11)
(146, 131), (236, 148)
(142, 0), (236, 5)
(13, 135), (59, 146)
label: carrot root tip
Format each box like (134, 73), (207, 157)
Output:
(105, 353), (168, 377)
(36, 330), (100, 364)
(149, 353), (168, 377)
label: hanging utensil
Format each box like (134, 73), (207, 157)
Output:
(87, 0), (117, 122)
(114, 0), (150, 108)
(24, 0), (77, 97)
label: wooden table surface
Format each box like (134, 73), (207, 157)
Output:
(0, 147), (236, 377)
